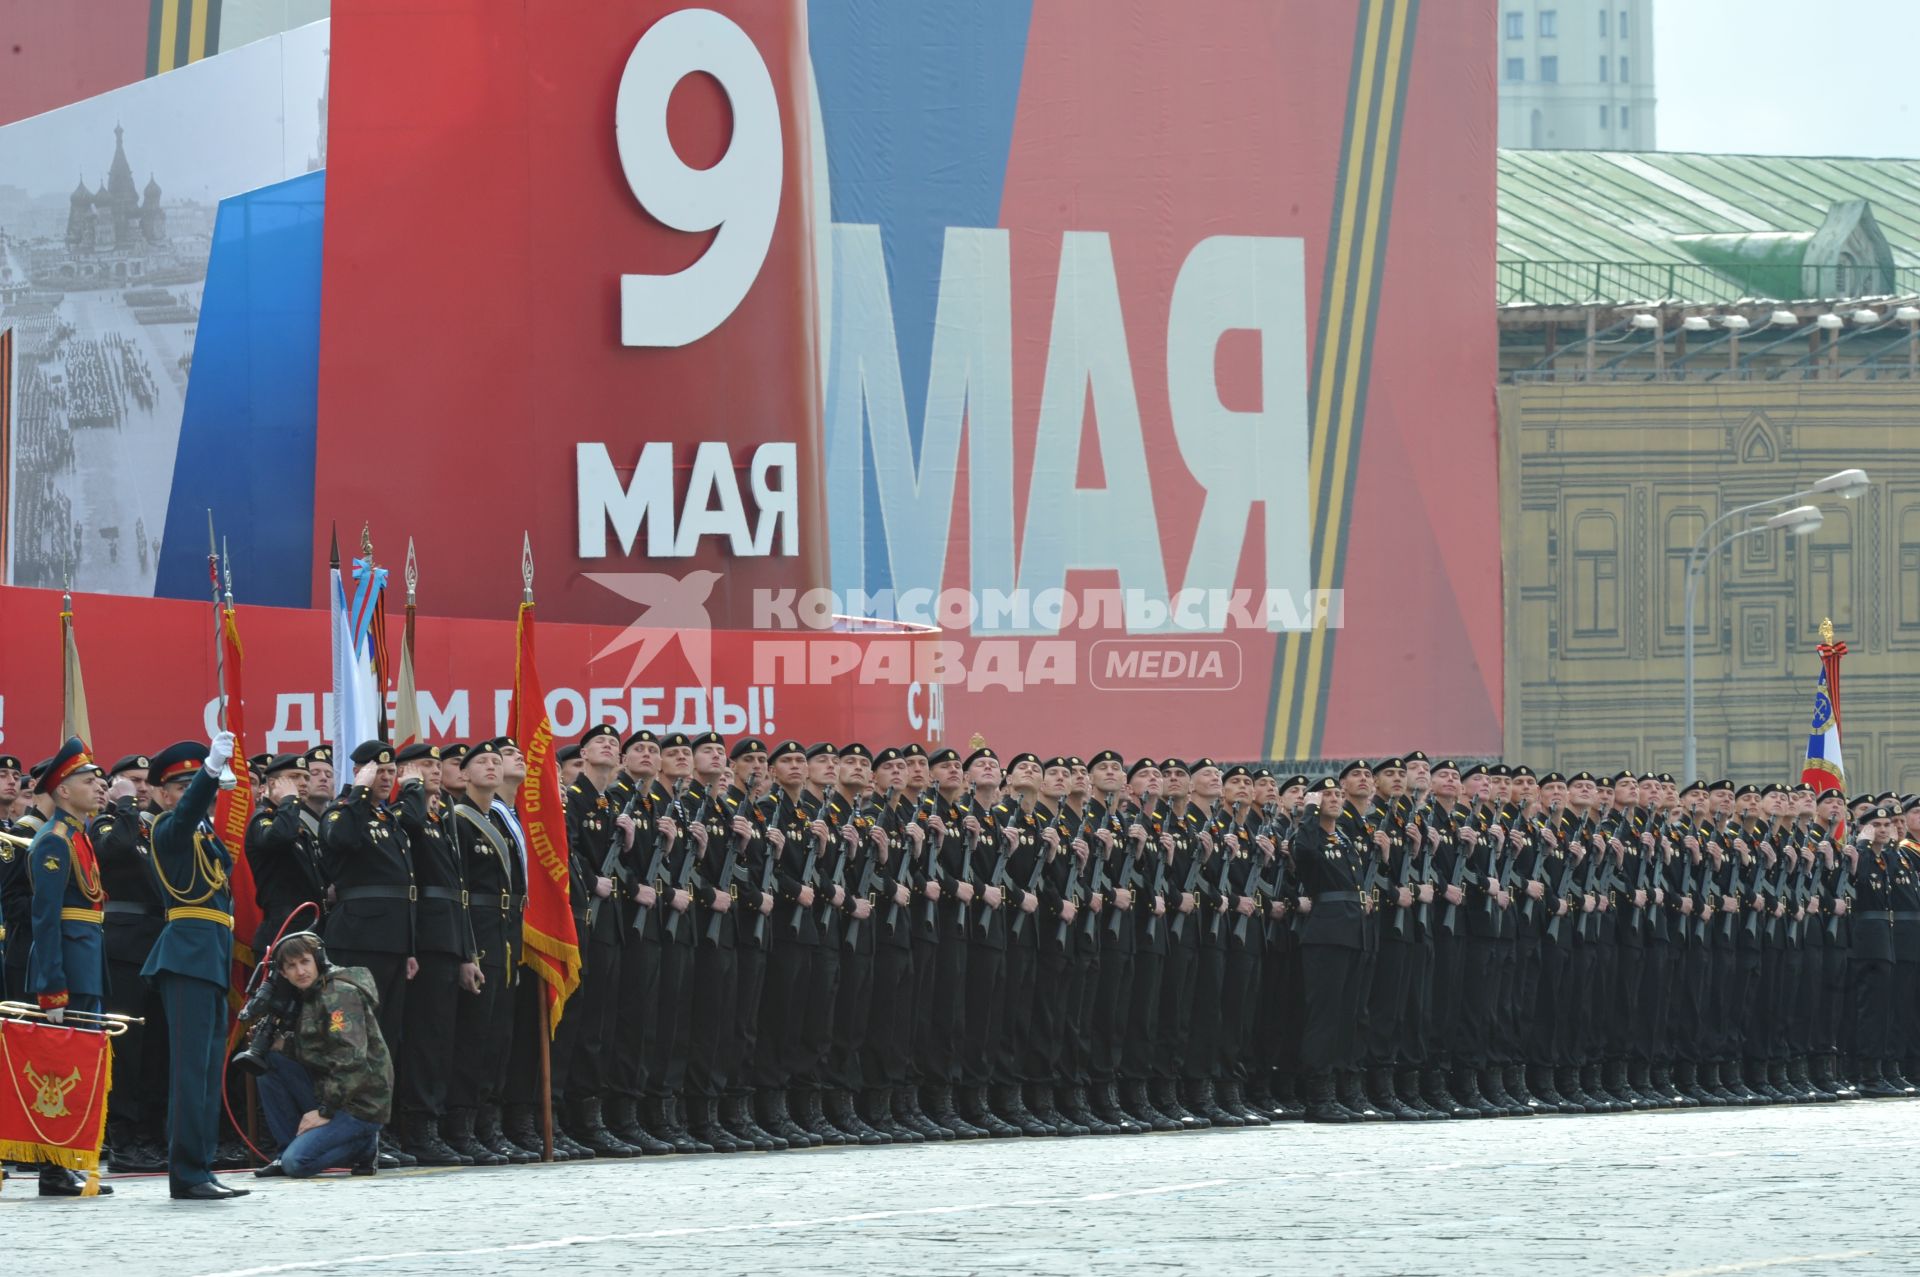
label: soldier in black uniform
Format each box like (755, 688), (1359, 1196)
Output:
(0, 754), (44, 1002)
(992, 752), (1050, 1137)
(679, 730), (747, 1151)
(1293, 776), (1368, 1122)
(820, 743), (888, 1144)
(753, 739), (823, 1147)
(859, 748), (923, 1143)
(956, 744), (1017, 1136)
(716, 737), (784, 1151)
(597, 729), (674, 1156)
(94, 752), (168, 1171)
(444, 740), (532, 1165)
(557, 724), (640, 1159)
(1887, 801), (1920, 1095)
(391, 741), (479, 1166)
(893, 743), (955, 1141)
(319, 740), (416, 1167)
(1153, 760), (1207, 1129)
(1119, 759), (1177, 1130)
(247, 753), (327, 960)
(1850, 806), (1902, 1096)
(921, 747), (986, 1138)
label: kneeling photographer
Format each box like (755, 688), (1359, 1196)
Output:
(238, 932), (394, 1177)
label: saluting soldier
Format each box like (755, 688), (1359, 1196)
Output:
(390, 742), (479, 1167)
(24, 738), (114, 1196)
(93, 752), (169, 1172)
(143, 734), (250, 1200)
(246, 754), (326, 963)
(1, 754), (47, 1002)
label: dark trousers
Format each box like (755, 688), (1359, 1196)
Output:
(1090, 945), (1131, 1083)
(1429, 931), (1464, 1069)
(1612, 946), (1644, 1059)
(1026, 947), (1071, 1082)
(830, 948), (874, 1089)
(1123, 950), (1165, 1078)
(562, 940), (621, 1099)
(1362, 940), (1413, 1067)
(1064, 949), (1099, 1084)
(1818, 944), (1849, 1053)
(1851, 957), (1893, 1060)
(328, 948), (408, 1071)
(997, 941), (1038, 1082)
(1156, 940), (1199, 1079)
(399, 951), (460, 1117)
(1299, 943), (1364, 1074)
(929, 931), (969, 1084)
(1455, 937), (1499, 1068)
(448, 960), (512, 1111)
(1219, 944), (1261, 1079)
(615, 936), (661, 1097)
(505, 976), (543, 1106)
(755, 941), (810, 1089)
(687, 943), (738, 1098)
(866, 943), (913, 1085)
(907, 937), (941, 1083)
(105, 955), (168, 1141)
(1637, 945), (1670, 1064)
(727, 944), (769, 1095)
(1184, 944), (1227, 1081)
(800, 944), (841, 1087)
(1895, 961), (1920, 1060)
(1509, 939), (1541, 1063)
(963, 943), (1007, 1086)
(647, 940), (695, 1096)
(1404, 938), (1434, 1067)
(157, 973), (226, 1192)
(1729, 948), (1762, 1059)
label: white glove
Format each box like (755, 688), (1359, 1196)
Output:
(207, 730), (236, 773)
(44, 1006), (64, 1026)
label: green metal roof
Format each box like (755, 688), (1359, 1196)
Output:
(1497, 149), (1920, 305)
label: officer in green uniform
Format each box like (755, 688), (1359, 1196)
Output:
(142, 734), (251, 1200)
(24, 737), (113, 1196)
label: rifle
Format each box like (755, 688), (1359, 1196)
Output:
(1144, 809), (1171, 946)
(841, 792), (880, 948)
(743, 780), (782, 948)
(1826, 837), (1855, 942)
(948, 785), (979, 932)
(1104, 801), (1145, 943)
(1064, 800), (1108, 946)
(915, 791), (944, 931)
(786, 789), (831, 932)
(586, 780), (642, 932)
(1009, 801), (1054, 944)
(1201, 809), (1237, 946)
(1438, 803), (1472, 938)
(1232, 802), (1282, 946)
(874, 786), (909, 933)
(661, 780), (706, 943)
(977, 801), (1017, 941)
(701, 781), (753, 946)
(1168, 812), (1206, 944)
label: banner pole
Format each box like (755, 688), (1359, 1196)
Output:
(537, 993), (554, 1163)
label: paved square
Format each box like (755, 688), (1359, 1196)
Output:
(9, 1101), (1919, 1277)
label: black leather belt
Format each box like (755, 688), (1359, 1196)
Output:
(1892, 911), (1920, 922)
(104, 901), (163, 919)
(1319, 891), (1363, 904)
(420, 887), (466, 905)
(336, 885), (417, 903)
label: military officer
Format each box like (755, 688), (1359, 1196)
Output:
(24, 738), (113, 1196)
(246, 754), (326, 961)
(94, 752), (169, 1172)
(142, 734), (250, 1200)
(1, 753), (46, 1002)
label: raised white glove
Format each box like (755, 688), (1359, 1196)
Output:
(44, 1006), (64, 1026)
(207, 730), (236, 772)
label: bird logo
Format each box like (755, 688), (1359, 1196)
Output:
(25, 1061), (81, 1119)
(583, 570), (722, 688)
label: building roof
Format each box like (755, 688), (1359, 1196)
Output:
(1498, 149), (1920, 306)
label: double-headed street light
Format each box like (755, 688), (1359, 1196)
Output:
(1682, 469), (1871, 784)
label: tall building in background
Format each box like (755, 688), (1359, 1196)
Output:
(1498, 0), (1655, 150)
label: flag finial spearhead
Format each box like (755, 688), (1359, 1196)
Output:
(1819, 616), (1835, 645)
(405, 537), (418, 603)
(521, 533), (535, 604)
(360, 522), (373, 561)
(969, 732), (987, 750)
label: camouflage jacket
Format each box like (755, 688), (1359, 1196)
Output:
(287, 966), (394, 1124)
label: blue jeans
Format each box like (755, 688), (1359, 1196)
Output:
(257, 1051), (381, 1177)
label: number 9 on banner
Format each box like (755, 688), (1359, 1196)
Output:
(616, 8), (782, 348)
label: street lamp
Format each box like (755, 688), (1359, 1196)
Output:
(1681, 471), (1869, 784)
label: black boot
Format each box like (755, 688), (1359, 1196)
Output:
(1304, 1072), (1351, 1123)
(646, 1095), (699, 1153)
(847, 1088), (894, 1145)
(606, 1096), (673, 1156)
(501, 1104), (552, 1159)
(795, 1088), (844, 1146)
(443, 1108), (505, 1166)
(1525, 1065), (1561, 1113)
(1223, 1079), (1268, 1126)
(1366, 1066), (1415, 1120)
(39, 1165), (112, 1197)
(1620, 1061), (1655, 1109)
(732, 1093), (786, 1151)
(1129, 1079), (1180, 1132)
(1451, 1067), (1497, 1117)
(1504, 1063), (1541, 1114)
(1002, 1082), (1053, 1137)
(1089, 1080), (1138, 1133)
(1806, 1056), (1840, 1102)
(964, 1084), (1019, 1137)
(899, 1086), (952, 1141)
(1192, 1079), (1239, 1127)
(1576, 1064), (1610, 1112)
(691, 1095), (743, 1152)
(1480, 1066), (1527, 1117)
(1338, 1069), (1384, 1120)
(377, 1129), (417, 1168)
(1422, 1067), (1470, 1119)
(759, 1089), (816, 1147)
(933, 1084), (988, 1139)
(1397, 1068), (1445, 1120)
(1156, 1078), (1208, 1129)
(1025, 1083), (1074, 1137)
(574, 1096), (640, 1157)
(1860, 1061), (1904, 1099)
(874, 1087), (923, 1142)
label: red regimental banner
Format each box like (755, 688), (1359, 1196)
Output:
(0, 1019), (112, 1189)
(510, 601), (582, 1034)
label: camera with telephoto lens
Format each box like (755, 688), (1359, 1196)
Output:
(231, 934), (322, 1075)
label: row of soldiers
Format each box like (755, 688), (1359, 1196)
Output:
(5, 740), (1920, 1174)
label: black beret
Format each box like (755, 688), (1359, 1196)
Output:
(580, 724), (619, 747)
(28, 758), (51, 782)
(350, 740), (394, 767)
(1088, 750), (1123, 767)
(1281, 775), (1308, 792)
(1606, 771), (1631, 786)
(901, 743), (926, 759)
(1189, 757), (1219, 774)
(661, 732), (694, 751)
(1008, 752), (1040, 770)
(1160, 758), (1188, 774)
(1817, 788), (1845, 802)
(1569, 770), (1597, 784)
(555, 744), (582, 764)
(1901, 797), (1920, 815)
(0, 755), (20, 773)
(806, 742), (838, 760)
(303, 746), (333, 766)
(963, 746), (998, 770)
(1461, 764), (1488, 780)
(1790, 781), (1814, 794)
(1374, 757), (1405, 773)
(463, 739), (504, 768)
(1252, 767), (1273, 781)
(767, 739), (805, 763)
(1042, 756), (1071, 771)
(441, 743), (469, 762)
(1127, 758), (1158, 781)
(873, 747), (904, 766)
(1338, 760), (1372, 780)
(1734, 784), (1759, 799)
(1404, 750), (1430, 765)
(622, 729), (658, 751)
(1510, 765), (1536, 779)
(247, 752), (271, 773)
(928, 748), (959, 766)
(1705, 779), (1733, 793)
(1759, 782), (1786, 797)
(1222, 764), (1251, 781)
(1678, 780), (1704, 797)
(147, 740), (208, 787)
(264, 753), (309, 778)
(839, 743), (873, 762)
(1430, 759), (1459, 775)
(1308, 776), (1340, 794)
(690, 731), (725, 751)
(1539, 772), (1566, 785)
(1873, 806), (1896, 823)
(395, 742), (441, 764)
(1487, 764), (1511, 778)
(729, 737), (769, 761)
(109, 753), (151, 778)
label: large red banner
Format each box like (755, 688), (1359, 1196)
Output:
(0, 1018), (112, 1192)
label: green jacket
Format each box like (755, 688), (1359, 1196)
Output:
(287, 966), (393, 1124)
